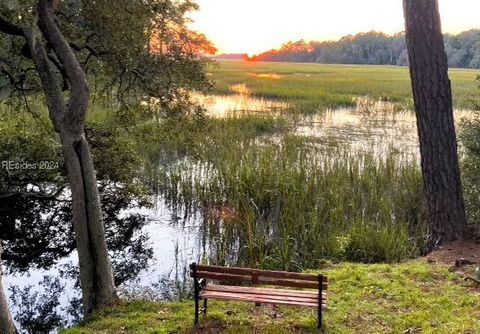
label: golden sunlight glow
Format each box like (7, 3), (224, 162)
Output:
(248, 73), (283, 80)
(149, 24), (217, 55)
(188, 0), (480, 55)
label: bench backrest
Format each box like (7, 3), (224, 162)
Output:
(190, 263), (327, 290)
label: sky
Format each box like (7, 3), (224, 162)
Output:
(188, 0), (480, 55)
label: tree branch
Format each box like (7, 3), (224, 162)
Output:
(69, 42), (110, 69)
(0, 14), (27, 37)
(37, 0), (89, 132)
(26, 26), (65, 131)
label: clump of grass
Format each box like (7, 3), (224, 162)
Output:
(459, 118), (480, 236)
(343, 221), (412, 263)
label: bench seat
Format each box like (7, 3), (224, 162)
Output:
(200, 284), (327, 309)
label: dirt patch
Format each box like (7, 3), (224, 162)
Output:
(425, 240), (480, 266)
(425, 240), (480, 288)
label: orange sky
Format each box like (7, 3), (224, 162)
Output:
(188, 0), (480, 55)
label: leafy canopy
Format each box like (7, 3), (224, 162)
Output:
(0, 0), (215, 115)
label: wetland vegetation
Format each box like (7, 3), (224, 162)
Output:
(208, 60), (479, 112)
(137, 60), (480, 269)
(3, 59), (480, 332)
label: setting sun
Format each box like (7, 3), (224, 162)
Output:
(189, 0), (480, 55)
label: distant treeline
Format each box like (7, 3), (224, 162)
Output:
(214, 53), (248, 60)
(246, 30), (480, 68)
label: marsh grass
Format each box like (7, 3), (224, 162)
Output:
(141, 114), (426, 268)
(208, 60), (479, 113)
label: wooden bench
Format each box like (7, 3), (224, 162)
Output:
(189, 263), (328, 328)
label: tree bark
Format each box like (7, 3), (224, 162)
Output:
(0, 243), (19, 334)
(27, 0), (118, 314)
(403, 0), (467, 250)
(59, 133), (118, 314)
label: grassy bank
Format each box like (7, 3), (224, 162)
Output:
(208, 60), (479, 112)
(61, 260), (480, 334)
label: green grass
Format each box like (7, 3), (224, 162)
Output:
(208, 60), (479, 112)
(61, 260), (480, 334)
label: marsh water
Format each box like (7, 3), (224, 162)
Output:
(201, 93), (474, 159)
(4, 91), (477, 330)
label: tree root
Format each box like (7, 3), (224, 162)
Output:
(463, 276), (480, 285)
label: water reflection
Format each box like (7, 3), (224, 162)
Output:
(193, 93), (288, 117)
(295, 106), (475, 160)
(120, 201), (202, 290)
(197, 92), (476, 160)
(3, 200), (202, 332)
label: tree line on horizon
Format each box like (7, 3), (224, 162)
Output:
(219, 30), (480, 68)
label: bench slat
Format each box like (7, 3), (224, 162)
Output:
(258, 276), (326, 290)
(201, 289), (325, 304)
(195, 271), (251, 283)
(200, 290), (327, 309)
(205, 284), (326, 300)
(194, 271), (327, 290)
(195, 264), (321, 282)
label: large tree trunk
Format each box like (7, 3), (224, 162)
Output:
(26, 0), (118, 314)
(0, 243), (19, 334)
(60, 132), (118, 314)
(403, 0), (467, 250)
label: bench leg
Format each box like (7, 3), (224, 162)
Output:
(203, 298), (208, 314)
(318, 274), (323, 329)
(194, 295), (199, 324)
(192, 263), (200, 325)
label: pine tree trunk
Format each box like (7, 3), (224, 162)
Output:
(403, 0), (467, 250)
(0, 243), (19, 334)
